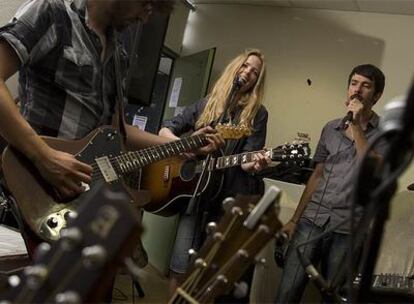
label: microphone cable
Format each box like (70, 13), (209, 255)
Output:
(284, 135), (347, 301)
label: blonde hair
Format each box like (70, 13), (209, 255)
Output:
(195, 49), (266, 131)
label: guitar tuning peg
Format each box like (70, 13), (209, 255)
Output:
(233, 281), (249, 299)
(213, 232), (224, 242)
(60, 227), (83, 249)
(206, 221), (217, 234)
(7, 275), (21, 288)
(254, 257), (267, 267)
(25, 265), (48, 289)
(222, 196), (235, 207)
(188, 248), (198, 257)
(194, 257), (207, 268)
(33, 242), (52, 261)
(55, 291), (81, 304)
(82, 245), (107, 268)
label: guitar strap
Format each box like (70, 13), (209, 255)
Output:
(112, 31), (128, 146)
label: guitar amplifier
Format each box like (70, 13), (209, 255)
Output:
(368, 273), (414, 302)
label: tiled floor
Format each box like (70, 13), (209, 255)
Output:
(112, 264), (171, 304)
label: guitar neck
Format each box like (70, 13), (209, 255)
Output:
(113, 135), (208, 177)
(213, 150), (267, 170)
(198, 143), (309, 173)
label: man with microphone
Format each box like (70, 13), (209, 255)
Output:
(275, 64), (387, 303)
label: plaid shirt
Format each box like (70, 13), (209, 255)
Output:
(0, 0), (128, 139)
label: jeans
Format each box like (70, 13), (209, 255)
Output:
(169, 212), (203, 273)
(275, 217), (350, 303)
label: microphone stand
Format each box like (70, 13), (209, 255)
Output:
(354, 82), (414, 302)
(185, 77), (241, 215)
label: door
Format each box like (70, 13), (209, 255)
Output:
(163, 48), (216, 120)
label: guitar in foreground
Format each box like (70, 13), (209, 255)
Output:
(0, 182), (141, 303)
(168, 186), (284, 304)
(142, 142), (311, 216)
(1, 124), (248, 242)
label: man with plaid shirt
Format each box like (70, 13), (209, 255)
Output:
(0, 0), (223, 213)
(0, 0), (224, 257)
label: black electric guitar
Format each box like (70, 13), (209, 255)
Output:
(1, 124), (248, 242)
(168, 186), (284, 303)
(142, 142), (311, 216)
(0, 182), (141, 303)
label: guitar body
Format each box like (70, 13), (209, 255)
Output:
(141, 156), (225, 216)
(1, 126), (149, 242)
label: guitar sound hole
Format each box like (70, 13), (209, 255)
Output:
(180, 159), (197, 181)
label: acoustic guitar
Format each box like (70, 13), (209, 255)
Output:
(1, 124), (248, 242)
(141, 142), (311, 216)
(168, 186), (284, 303)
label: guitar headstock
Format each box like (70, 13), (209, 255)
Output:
(1, 182), (141, 303)
(270, 141), (311, 163)
(169, 186), (283, 303)
(215, 123), (251, 140)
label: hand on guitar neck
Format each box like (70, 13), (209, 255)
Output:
(159, 126), (225, 159)
(159, 124), (250, 159)
(240, 150), (271, 174)
(191, 126), (225, 156)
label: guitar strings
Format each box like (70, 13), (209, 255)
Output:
(86, 135), (208, 184)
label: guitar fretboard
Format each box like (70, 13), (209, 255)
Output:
(95, 135), (209, 182)
(214, 151), (267, 170)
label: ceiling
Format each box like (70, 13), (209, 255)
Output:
(189, 0), (414, 16)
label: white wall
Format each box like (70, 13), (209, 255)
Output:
(182, 4), (414, 189)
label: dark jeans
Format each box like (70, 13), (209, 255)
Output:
(275, 217), (349, 303)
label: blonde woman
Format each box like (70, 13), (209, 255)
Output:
(159, 49), (271, 301)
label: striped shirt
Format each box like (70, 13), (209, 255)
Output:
(0, 0), (128, 139)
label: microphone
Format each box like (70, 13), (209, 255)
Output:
(233, 75), (245, 89)
(341, 111), (353, 129)
(341, 94), (362, 129)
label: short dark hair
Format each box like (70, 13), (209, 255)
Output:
(348, 64), (385, 95)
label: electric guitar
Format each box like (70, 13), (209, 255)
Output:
(141, 142), (311, 216)
(1, 124), (248, 242)
(168, 186), (284, 303)
(0, 182), (141, 303)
